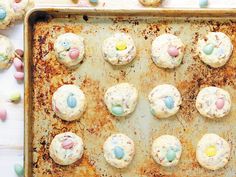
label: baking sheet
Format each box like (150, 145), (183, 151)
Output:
(25, 8), (236, 177)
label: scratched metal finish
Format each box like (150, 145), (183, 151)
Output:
(29, 11), (236, 177)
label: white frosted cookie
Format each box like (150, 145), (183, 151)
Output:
(103, 133), (135, 169)
(102, 33), (137, 66)
(104, 83), (138, 117)
(152, 135), (182, 167)
(148, 84), (182, 118)
(52, 85), (86, 121)
(0, 1), (14, 29)
(139, 0), (161, 6)
(197, 32), (233, 68)
(10, 0), (35, 21)
(54, 33), (85, 68)
(196, 134), (231, 170)
(151, 34), (185, 69)
(196, 87), (231, 119)
(0, 35), (15, 70)
(49, 132), (84, 166)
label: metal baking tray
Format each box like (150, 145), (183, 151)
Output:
(24, 8), (236, 177)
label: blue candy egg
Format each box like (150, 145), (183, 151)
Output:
(0, 8), (6, 20)
(166, 149), (176, 162)
(199, 0), (208, 8)
(114, 146), (125, 159)
(164, 96), (174, 109)
(67, 94), (77, 108)
(111, 105), (124, 116)
(61, 41), (70, 50)
(203, 43), (214, 55)
(90, 0), (98, 3)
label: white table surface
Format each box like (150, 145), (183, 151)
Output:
(1, 0), (236, 176)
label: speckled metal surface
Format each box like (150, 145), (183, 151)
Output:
(25, 8), (236, 177)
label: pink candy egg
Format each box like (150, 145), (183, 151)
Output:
(69, 48), (80, 60)
(13, 58), (24, 72)
(0, 108), (7, 121)
(215, 98), (225, 110)
(167, 46), (179, 57)
(62, 139), (74, 149)
(14, 72), (24, 81)
(16, 49), (24, 58)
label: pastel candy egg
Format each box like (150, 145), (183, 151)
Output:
(114, 146), (125, 159)
(215, 98), (225, 110)
(69, 48), (80, 60)
(164, 96), (174, 109)
(15, 49), (24, 58)
(205, 145), (217, 157)
(116, 41), (127, 51)
(199, 0), (208, 8)
(13, 58), (24, 71)
(203, 43), (214, 55)
(167, 46), (179, 57)
(14, 163), (24, 177)
(0, 8), (6, 20)
(61, 41), (70, 50)
(166, 149), (176, 162)
(0, 108), (7, 121)
(90, 0), (98, 3)
(14, 72), (24, 81)
(62, 139), (74, 149)
(10, 92), (21, 102)
(67, 94), (77, 108)
(111, 105), (124, 116)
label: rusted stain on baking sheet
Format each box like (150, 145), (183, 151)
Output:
(28, 12), (236, 177)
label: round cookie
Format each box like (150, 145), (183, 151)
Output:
(148, 84), (182, 118)
(197, 32), (233, 68)
(0, 35), (15, 70)
(102, 33), (137, 66)
(139, 0), (161, 6)
(151, 34), (185, 69)
(196, 86), (231, 119)
(54, 33), (85, 68)
(152, 135), (182, 167)
(10, 0), (35, 21)
(196, 134), (231, 170)
(49, 132), (84, 165)
(104, 83), (138, 117)
(52, 85), (86, 121)
(103, 133), (135, 168)
(0, 1), (14, 29)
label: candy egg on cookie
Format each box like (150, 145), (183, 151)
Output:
(54, 33), (85, 68)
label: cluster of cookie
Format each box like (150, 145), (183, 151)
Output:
(50, 83), (232, 170)
(54, 32), (233, 69)
(0, 0), (34, 29)
(52, 83), (231, 121)
(50, 31), (233, 170)
(50, 132), (230, 170)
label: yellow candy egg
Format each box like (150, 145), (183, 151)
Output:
(205, 145), (217, 157)
(116, 41), (127, 51)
